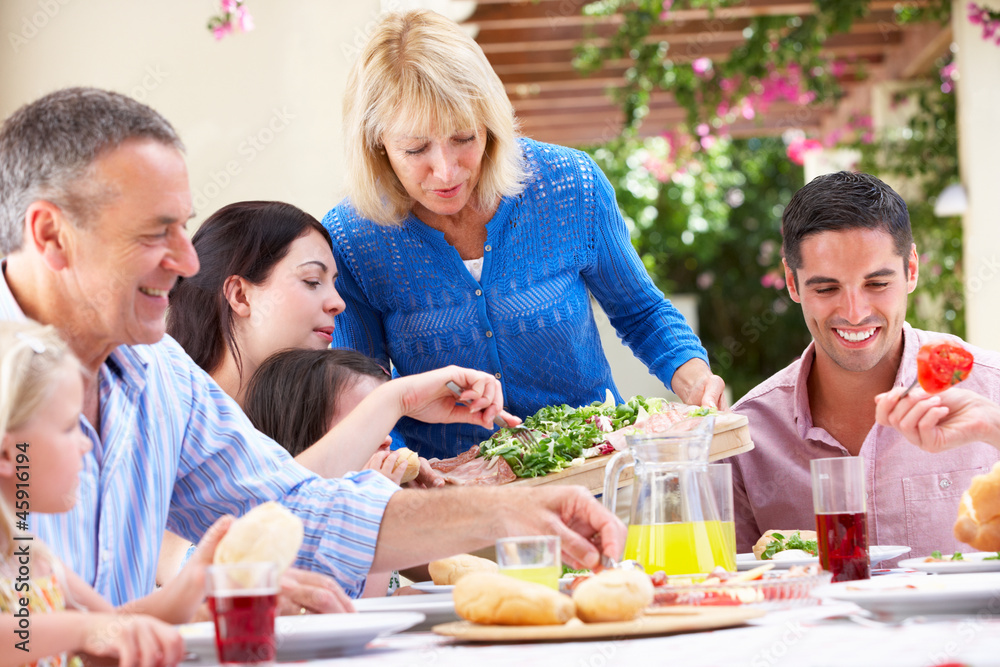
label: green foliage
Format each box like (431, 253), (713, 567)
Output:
(574, 1), (961, 397)
(587, 134), (810, 401)
(575, 0), (863, 130)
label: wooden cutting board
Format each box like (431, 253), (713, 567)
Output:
(432, 605), (764, 642)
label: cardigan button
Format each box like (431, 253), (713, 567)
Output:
(939, 478), (952, 489)
(486, 331), (493, 338)
(475, 289), (482, 296)
(495, 372), (502, 379)
(484, 245), (492, 252)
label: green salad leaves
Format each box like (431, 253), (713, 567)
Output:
(478, 395), (680, 478)
(760, 531), (819, 560)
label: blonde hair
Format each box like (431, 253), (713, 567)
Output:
(0, 320), (82, 556)
(342, 9), (528, 226)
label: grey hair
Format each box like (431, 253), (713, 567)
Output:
(0, 87), (184, 255)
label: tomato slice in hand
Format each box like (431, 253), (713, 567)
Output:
(916, 340), (974, 393)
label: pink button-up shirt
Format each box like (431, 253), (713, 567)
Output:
(731, 324), (1000, 560)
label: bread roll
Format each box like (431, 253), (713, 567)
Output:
(572, 569), (653, 623)
(428, 553), (498, 585)
(392, 447), (420, 484)
(453, 572), (575, 625)
(954, 461), (1000, 551)
(753, 529), (817, 560)
(214, 501), (304, 572)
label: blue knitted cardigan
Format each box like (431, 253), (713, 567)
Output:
(323, 138), (709, 459)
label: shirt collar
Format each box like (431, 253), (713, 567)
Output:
(792, 340), (817, 432)
(791, 323), (917, 434)
(0, 259), (28, 321)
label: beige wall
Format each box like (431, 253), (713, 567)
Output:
(953, 0), (1000, 351)
(0, 0), (383, 225)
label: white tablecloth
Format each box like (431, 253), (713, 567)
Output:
(252, 602), (1000, 667)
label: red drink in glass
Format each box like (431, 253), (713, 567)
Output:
(816, 511), (870, 582)
(209, 591), (278, 665)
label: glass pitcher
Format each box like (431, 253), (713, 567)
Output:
(603, 414), (735, 575)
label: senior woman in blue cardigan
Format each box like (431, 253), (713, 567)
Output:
(323, 9), (727, 459)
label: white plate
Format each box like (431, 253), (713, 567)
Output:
(812, 572), (1000, 619)
(180, 611), (425, 661)
(410, 581), (454, 593)
(898, 551), (1000, 574)
(354, 593), (458, 629)
(736, 545), (911, 571)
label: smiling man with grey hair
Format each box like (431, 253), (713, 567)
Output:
(0, 87), (625, 608)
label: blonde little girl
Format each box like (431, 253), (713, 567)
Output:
(0, 320), (232, 667)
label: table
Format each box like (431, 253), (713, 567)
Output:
(194, 601), (1000, 666)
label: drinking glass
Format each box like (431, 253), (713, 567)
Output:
(206, 562), (279, 666)
(810, 456), (870, 582)
(495, 536), (561, 589)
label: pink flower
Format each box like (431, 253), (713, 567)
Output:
(212, 21), (234, 40)
(700, 135), (717, 151)
(661, 0), (674, 17)
(761, 270), (786, 290)
(221, 0), (238, 12)
(786, 137), (822, 165)
(692, 57), (713, 78)
(236, 5), (254, 32)
(696, 123), (710, 137)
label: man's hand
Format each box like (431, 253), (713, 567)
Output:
(671, 358), (728, 410)
(518, 486), (627, 570)
(372, 486), (625, 572)
(875, 386), (1000, 453)
(278, 567), (355, 615)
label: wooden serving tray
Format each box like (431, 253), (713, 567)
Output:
(708, 413), (754, 462)
(508, 414), (754, 495)
(432, 605), (764, 642)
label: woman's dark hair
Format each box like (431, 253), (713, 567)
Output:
(243, 348), (390, 456)
(782, 171), (912, 288)
(167, 201), (332, 376)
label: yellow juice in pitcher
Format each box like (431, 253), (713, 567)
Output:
(719, 520), (737, 570)
(624, 521), (736, 574)
(498, 565), (561, 590)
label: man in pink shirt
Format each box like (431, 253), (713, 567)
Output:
(731, 171), (1000, 560)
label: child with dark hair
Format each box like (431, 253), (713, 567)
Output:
(244, 347), (434, 595)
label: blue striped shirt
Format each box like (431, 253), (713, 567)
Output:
(1, 267), (399, 605)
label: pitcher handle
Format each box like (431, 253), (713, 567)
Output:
(602, 449), (634, 513)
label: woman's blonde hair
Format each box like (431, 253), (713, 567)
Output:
(0, 320), (81, 556)
(342, 9), (528, 226)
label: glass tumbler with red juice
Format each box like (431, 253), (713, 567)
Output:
(810, 456), (870, 583)
(207, 562), (279, 666)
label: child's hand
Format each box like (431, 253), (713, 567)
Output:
(81, 613), (184, 667)
(156, 515), (235, 624)
(365, 449), (407, 485)
(410, 457), (446, 488)
(187, 515), (236, 568)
